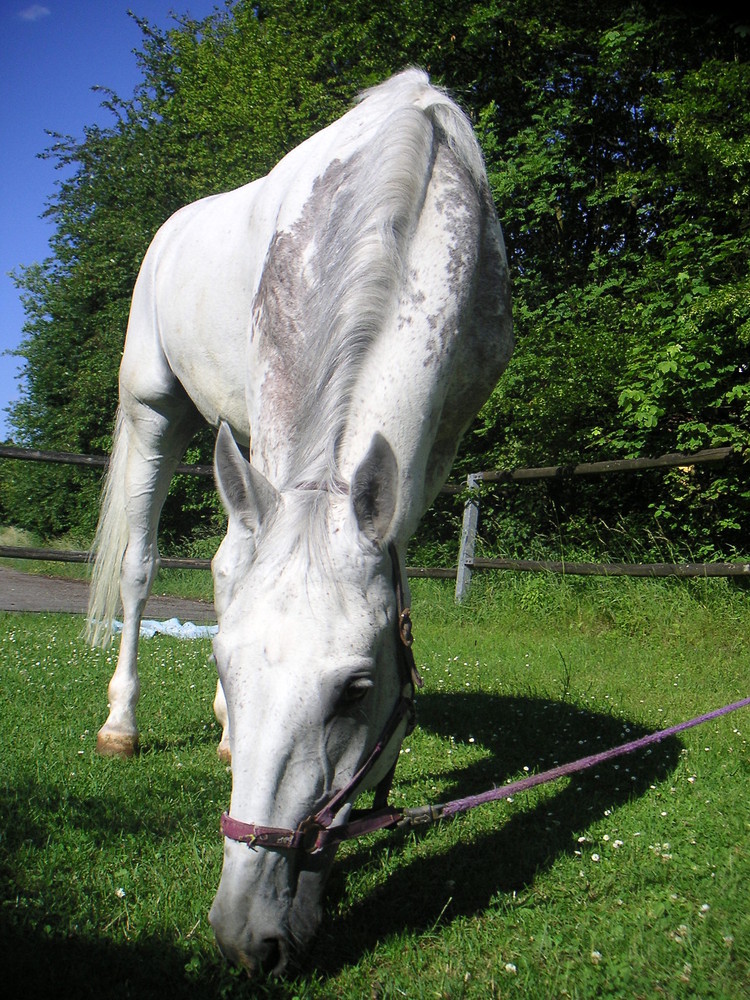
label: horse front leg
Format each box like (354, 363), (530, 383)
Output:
(95, 399), (198, 757)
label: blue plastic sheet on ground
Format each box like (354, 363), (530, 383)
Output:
(111, 618), (218, 639)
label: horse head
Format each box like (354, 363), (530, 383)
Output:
(208, 423), (412, 974)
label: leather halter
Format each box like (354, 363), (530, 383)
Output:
(220, 542), (423, 855)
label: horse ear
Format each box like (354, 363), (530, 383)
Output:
(214, 422), (279, 532)
(351, 433), (398, 543)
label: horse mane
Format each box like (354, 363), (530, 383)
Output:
(263, 69), (488, 493)
(355, 69), (487, 192)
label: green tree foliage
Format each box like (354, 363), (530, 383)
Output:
(458, 6), (750, 560)
(4, 1), (749, 560)
(4, 4), (355, 546)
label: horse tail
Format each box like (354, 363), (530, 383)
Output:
(86, 407), (129, 647)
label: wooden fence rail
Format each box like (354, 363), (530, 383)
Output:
(0, 544), (455, 580)
(0, 443), (733, 480)
(454, 446), (742, 598)
(0, 545), (210, 571)
(466, 558), (750, 579)
(0, 444), (213, 478)
(473, 446), (734, 483)
(1, 443), (745, 599)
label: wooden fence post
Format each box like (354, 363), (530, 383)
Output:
(455, 473), (481, 603)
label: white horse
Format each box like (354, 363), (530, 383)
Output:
(87, 69), (512, 973)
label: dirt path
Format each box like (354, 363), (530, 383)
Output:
(0, 566), (216, 622)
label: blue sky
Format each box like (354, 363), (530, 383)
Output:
(0, 1), (221, 439)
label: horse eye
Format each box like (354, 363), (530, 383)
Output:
(341, 678), (373, 706)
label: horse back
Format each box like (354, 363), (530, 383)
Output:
(120, 70), (512, 518)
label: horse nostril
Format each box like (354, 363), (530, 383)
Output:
(259, 936), (288, 977)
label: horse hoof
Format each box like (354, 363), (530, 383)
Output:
(97, 729), (139, 757)
(217, 742), (232, 765)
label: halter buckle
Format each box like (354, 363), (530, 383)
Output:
(296, 817), (326, 854)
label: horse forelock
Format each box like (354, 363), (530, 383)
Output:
(239, 487), (382, 624)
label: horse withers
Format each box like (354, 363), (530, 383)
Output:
(87, 69), (513, 974)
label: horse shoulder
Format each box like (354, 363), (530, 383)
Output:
(122, 179), (272, 434)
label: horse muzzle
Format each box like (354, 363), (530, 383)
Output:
(209, 844), (327, 976)
(209, 893), (296, 977)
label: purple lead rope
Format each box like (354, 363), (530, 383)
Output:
(222, 693), (749, 852)
(220, 542), (749, 853)
(403, 695), (750, 827)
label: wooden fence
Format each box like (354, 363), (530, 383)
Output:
(453, 445), (748, 599)
(1, 443), (747, 602)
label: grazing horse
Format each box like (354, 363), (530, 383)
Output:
(87, 69), (513, 973)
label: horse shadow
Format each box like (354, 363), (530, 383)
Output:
(309, 690), (683, 975)
(0, 922), (216, 1000)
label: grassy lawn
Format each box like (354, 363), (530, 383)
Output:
(0, 574), (747, 998)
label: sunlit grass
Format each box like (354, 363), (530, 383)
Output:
(0, 575), (747, 998)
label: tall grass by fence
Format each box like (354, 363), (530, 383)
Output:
(1, 443), (747, 599)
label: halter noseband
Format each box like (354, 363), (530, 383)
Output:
(220, 542), (423, 854)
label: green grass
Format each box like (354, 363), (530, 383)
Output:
(0, 575), (748, 999)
